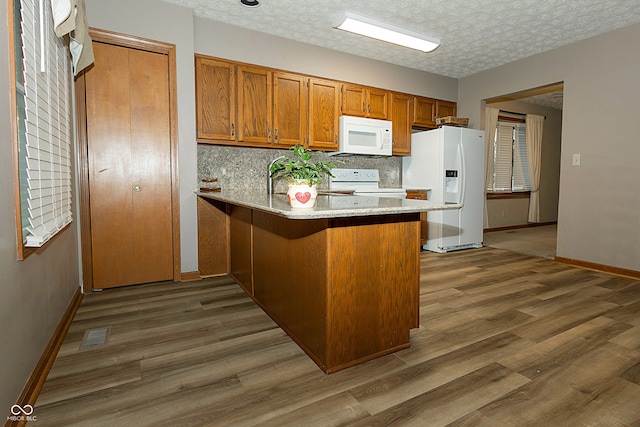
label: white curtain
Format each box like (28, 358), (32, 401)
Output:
(483, 107), (499, 228)
(50, 0), (94, 74)
(525, 114), (545, 222)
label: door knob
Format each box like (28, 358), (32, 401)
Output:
(133, 184), (142, 192)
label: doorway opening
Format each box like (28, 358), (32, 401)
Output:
(483, 82), (564, 258)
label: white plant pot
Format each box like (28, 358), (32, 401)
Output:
(287, 181), (318, 209)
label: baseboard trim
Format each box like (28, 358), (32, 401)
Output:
(5, 288), (83, 427)
(555, 256), (640, 280)
(180, 271), (201, 282)
(484, 221), (557, 233)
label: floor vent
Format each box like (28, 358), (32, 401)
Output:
(79, 326), (111, 350)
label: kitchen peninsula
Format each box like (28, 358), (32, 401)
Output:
(197, 190), (461, 373)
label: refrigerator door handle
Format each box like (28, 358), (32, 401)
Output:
(458, 142), (465, 205)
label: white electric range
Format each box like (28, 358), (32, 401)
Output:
(329, 168), (407, 198)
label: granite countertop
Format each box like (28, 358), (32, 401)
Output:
(403, 187), (432, 191)
(197, 189), (461, 220)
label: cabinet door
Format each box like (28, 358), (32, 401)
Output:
(391, 92), (412, 156)
(341, 84), (366, 117)
(413, 96), (436, 128)
(309, 78), (340, 151)
(436, 100), (457, 119)
(367, 87), (390, 120)
(237, 65), (272, 145)
(195, 56), (236, 142)
(342, 84), (389, 119)
(87, 42), (174, 289)
(273, 72), (308, 148)
(405, 190), (428, 245)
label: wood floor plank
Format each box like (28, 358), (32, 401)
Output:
(511, 298), (622, 342)
(499, 315), (634, 379)
(469, 372), (591, 426)
(350, 333), (530, 415)
(606, 300), (640, 326)
(348, 363), (530, 427)
(621, 360), (640, 385)
(176, 356), (410, 426)
(555, 341), (640, 392)
(36, 360), (141, 407)
(609, 325), (640, 350)
(32, 248), (640, 426)
(221, 391), (369, 427)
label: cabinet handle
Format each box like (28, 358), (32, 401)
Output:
(275, 128), (279, 140)
(362, 102), (365, 113)
(335, 134), (338, 144)
(368, 103), (371, 113)
(231, 123), (235, 136)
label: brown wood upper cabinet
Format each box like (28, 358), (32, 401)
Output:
(237, 65), (272, 145)
(196, 56), (308, 148)
(390, 92), (412, 156)
(273, 72), (308, 148)
(436, 100), (457, 120)
(195, 54), (457, 154)
(341, 84), (390, 120)
(195, 55), (236, 142)
(412, 96), (459, 128)
(412, 95), (437, 128)
(308, 78), (340, 151)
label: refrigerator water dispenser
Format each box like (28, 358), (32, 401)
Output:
(445, 170), (459, 193)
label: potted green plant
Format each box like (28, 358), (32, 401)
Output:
(269, 144), (338, 208)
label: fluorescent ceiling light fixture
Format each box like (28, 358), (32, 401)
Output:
(335, 12), (440, 53)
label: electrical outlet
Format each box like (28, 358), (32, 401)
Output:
(572, 154), (581, 166)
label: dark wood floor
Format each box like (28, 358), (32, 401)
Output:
(34, 247), (640, 426)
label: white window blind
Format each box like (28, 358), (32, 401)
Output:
(493, 124), (514, 191)
(512, 123), (529, 191)
(19, 0), (73, 247)
(488, 121), (530, 193)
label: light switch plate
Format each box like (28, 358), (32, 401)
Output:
(572, 154), (581, 166)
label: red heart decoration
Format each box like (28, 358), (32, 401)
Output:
(295, 192), (311, 204)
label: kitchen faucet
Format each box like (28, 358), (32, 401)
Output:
(267, 155), (285, 194)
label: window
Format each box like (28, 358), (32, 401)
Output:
(487, 120), (530, 193)
(11, 0), (74, 258)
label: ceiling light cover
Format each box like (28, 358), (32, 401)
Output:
(336, 12), (440, 53)
(240, 0), (260, 7)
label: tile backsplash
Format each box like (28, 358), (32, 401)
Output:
(198, 145), (402, 194)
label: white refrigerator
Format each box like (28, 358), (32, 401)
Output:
(403, 126), (485, 253)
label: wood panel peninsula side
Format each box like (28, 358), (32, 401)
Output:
(197, 190), (461, 373)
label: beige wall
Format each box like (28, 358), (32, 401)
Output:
(0, 0), (80, 411)
(459, 23), (640, 272)
(485, 100), (562, 228)
(486, 198), (530, 229)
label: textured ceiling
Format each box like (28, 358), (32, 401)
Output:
(161, 0), (640, 79)
(521, 91), (564, 110)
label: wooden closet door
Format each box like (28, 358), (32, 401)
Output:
(86, 42), (173, 289)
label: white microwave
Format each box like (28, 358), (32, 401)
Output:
(328, 116), (393, 156)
